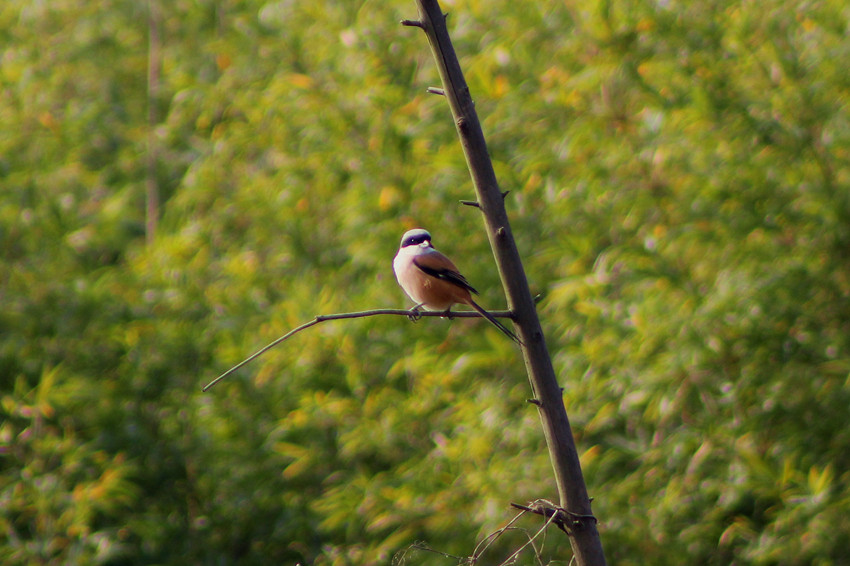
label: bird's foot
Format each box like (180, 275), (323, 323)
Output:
(407, 305), (423, 322)
(442, 308), (454, 320)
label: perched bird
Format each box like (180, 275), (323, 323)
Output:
(392, 228), (520, 344)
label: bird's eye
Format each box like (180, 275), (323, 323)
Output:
(403, 233), (431, 247)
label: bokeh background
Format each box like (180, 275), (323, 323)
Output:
(2, 0), (850, 564)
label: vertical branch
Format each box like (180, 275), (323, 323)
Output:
(146, 0), (161, 245)
(407, 1), (607, 565)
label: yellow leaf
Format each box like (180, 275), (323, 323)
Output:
(287, 73), (313, 89)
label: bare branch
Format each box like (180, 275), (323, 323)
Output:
(411, 1), (606, 562)
(510, 500), (598, 536)
(203, 307), (515, 391)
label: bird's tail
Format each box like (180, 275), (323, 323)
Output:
(468, 299), (522, 345)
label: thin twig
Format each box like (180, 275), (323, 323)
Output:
(497, 510), (559, 566)
(203, 308), (515, 391)
(411, 541), (461, 560)
(470, 504), (559, 566)
(392, 541), (461, 565)
(471, 510), (528, 560)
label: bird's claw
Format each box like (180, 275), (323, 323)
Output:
(407, 308), (422, 322)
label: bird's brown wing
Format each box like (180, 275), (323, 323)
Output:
(412, 255), (479, 295)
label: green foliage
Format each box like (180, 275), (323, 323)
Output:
(2, 0), (850, 564)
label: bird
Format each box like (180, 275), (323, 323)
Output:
(392, 228), (521, 344)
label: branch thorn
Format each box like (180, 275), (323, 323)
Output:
(459, 199), (480, 208)
(527, 398), (542, 406)
(426, 86), (445, 96)
(400, 19), (424, 28)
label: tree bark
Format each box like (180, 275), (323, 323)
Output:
(406, 2), (607, 564)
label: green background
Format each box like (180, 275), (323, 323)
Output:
(2, 0), (849, 563)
